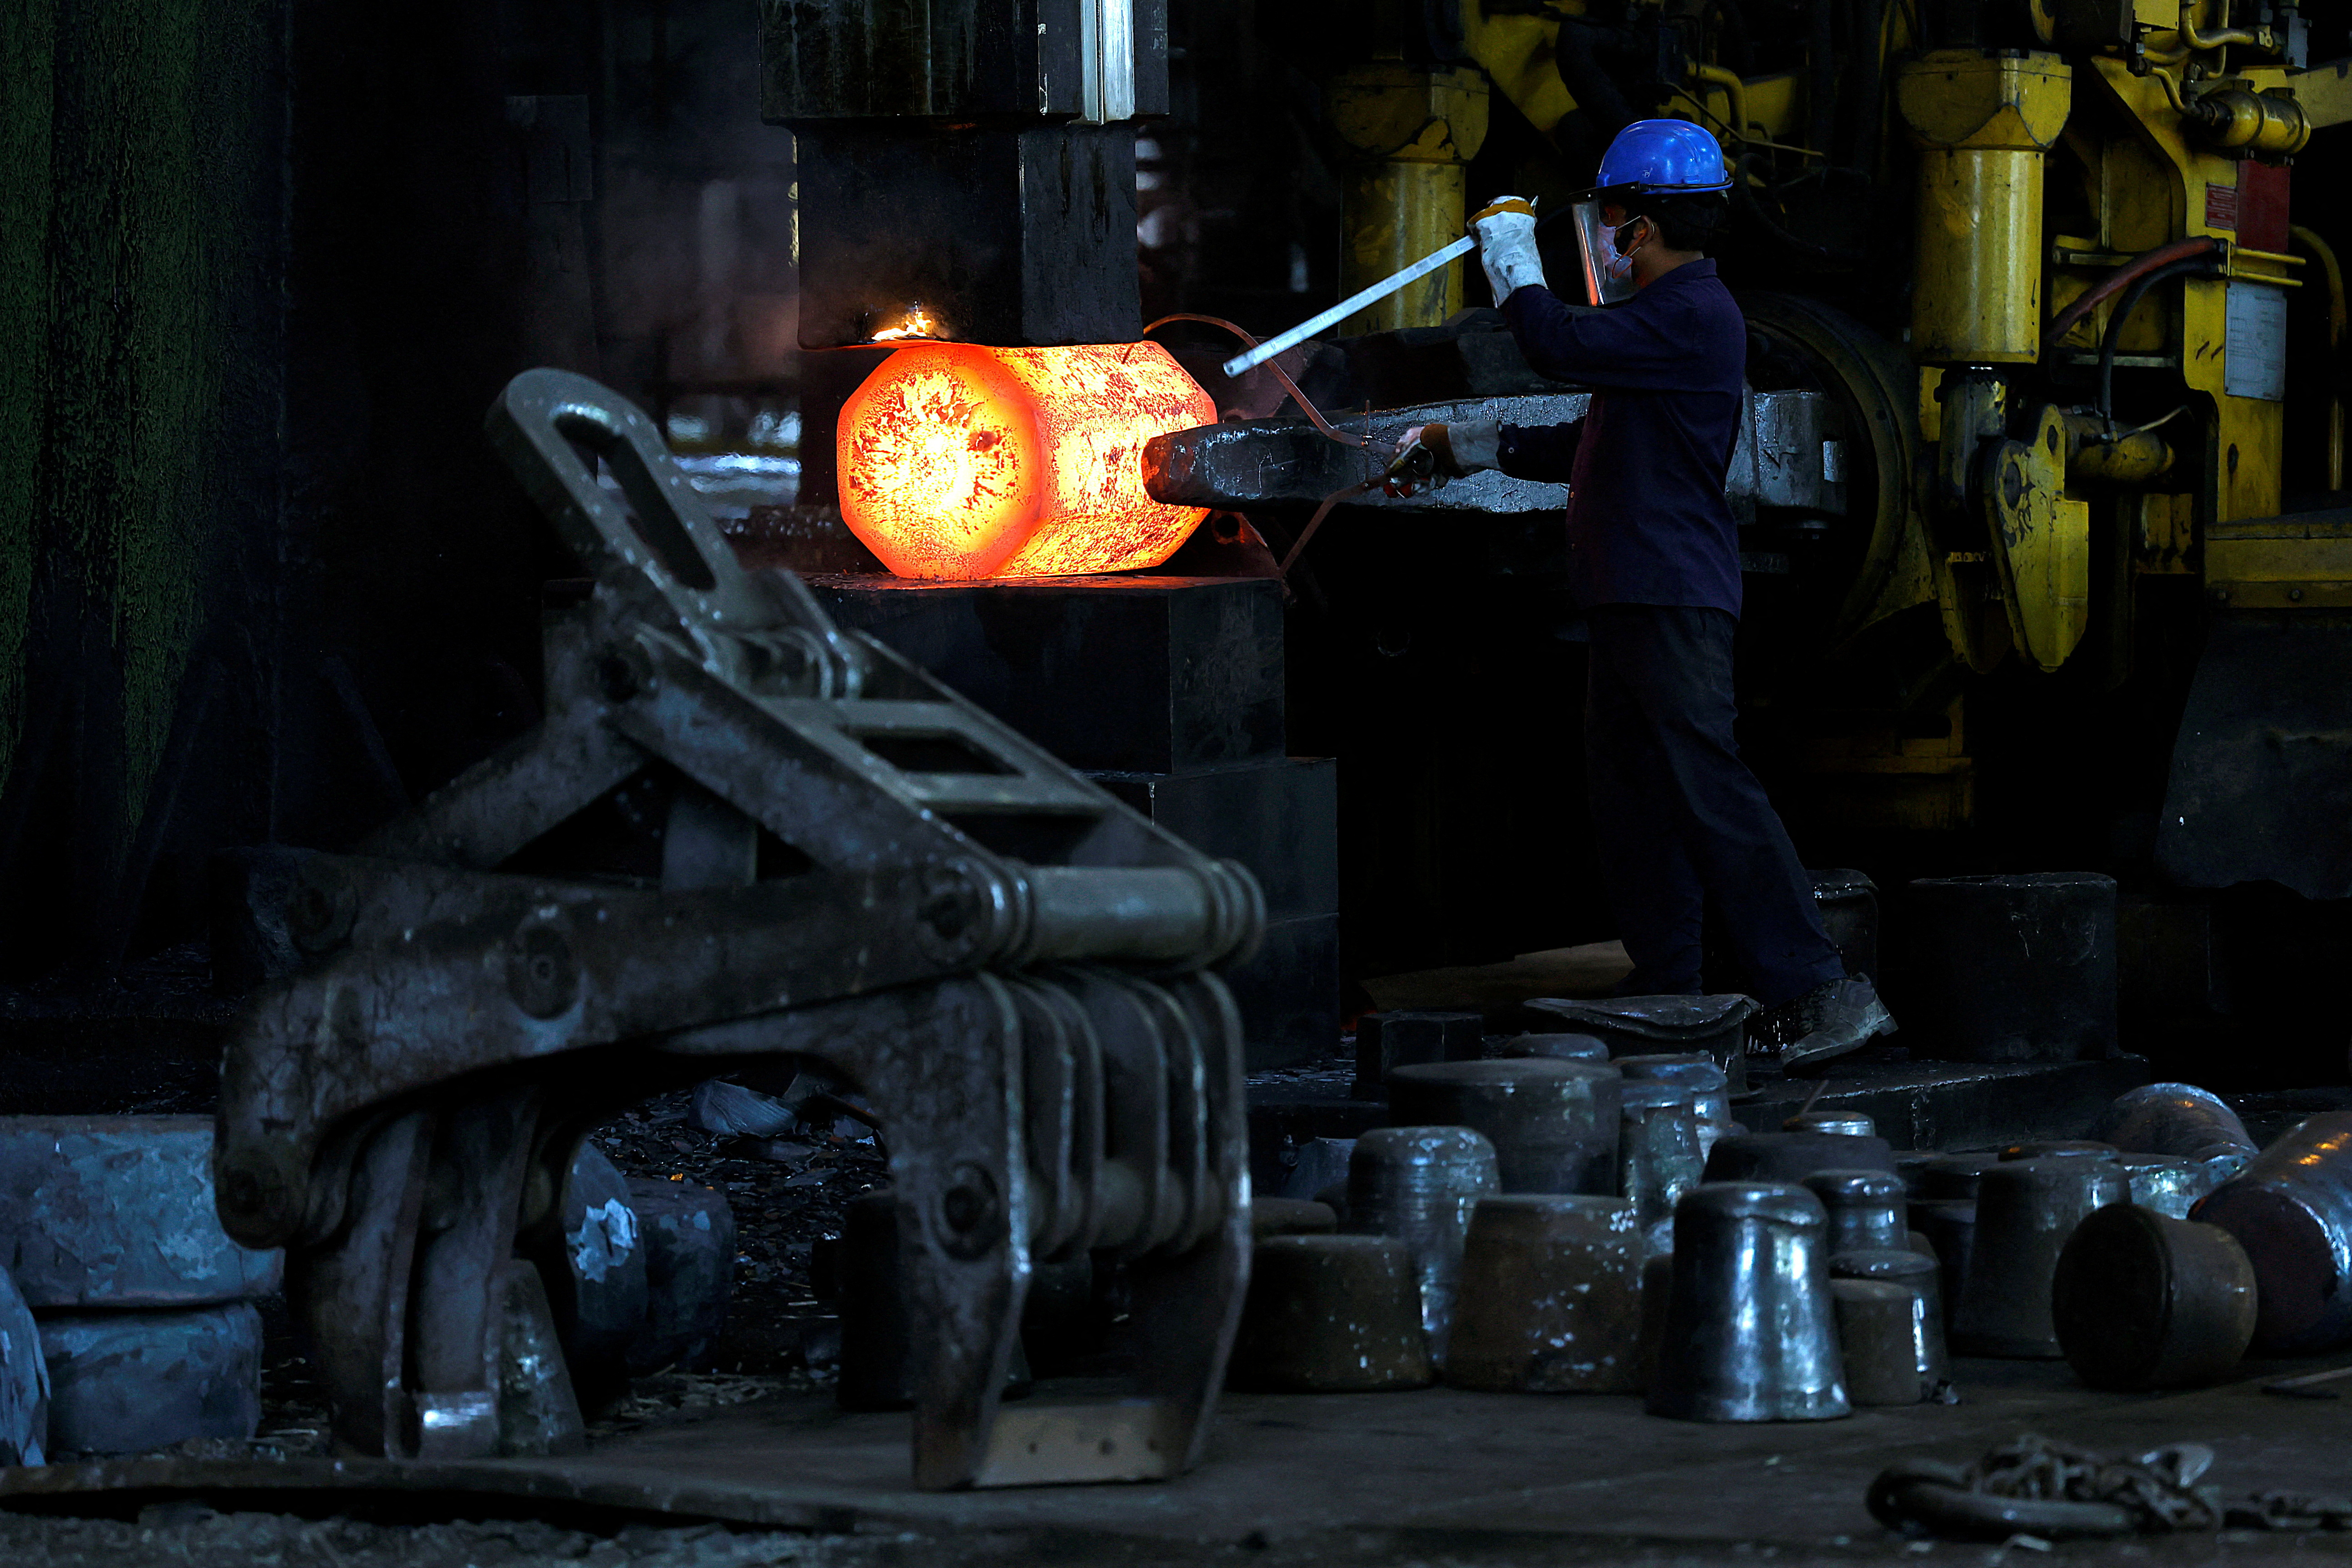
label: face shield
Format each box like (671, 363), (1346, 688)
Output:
(1569, 199), (1639, 307)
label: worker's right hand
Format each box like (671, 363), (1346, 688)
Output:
(1470, 195), (1546, 302)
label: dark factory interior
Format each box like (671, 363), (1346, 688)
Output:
(8, 0), (2352, 1563)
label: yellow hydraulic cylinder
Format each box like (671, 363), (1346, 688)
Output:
(1328, 65), (1490, 335)
(1897, 51), (2072, 365)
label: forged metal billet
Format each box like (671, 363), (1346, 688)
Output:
(2120, 1154), (2222, 1219)
(1445, 1195), (1645, 1393)
(1832, 1280), (1939, 1406)
(2090, 1083), (2256, 1165)
(1785, 1112), (1876, 1139)
(2195, 1112), (2352, 1354)
(1229, 1235), (1432, 1392)
(1805, 1169), (1909, 1255)
(1832, 1247), (1948, 1395)
(1619, 1054), (1738, 1161)
(1387, 1059), (1623, 1197)
(2053, 1204), (2255, 1389)
(1619, 1085), (1704, 1252)
(1343, 1126), (1499, 1359)
(1486, 1032), (1611, 1064)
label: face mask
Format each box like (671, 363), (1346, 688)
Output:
(1569, 199), (1639, 305)
(1604, 217), (1649, 280)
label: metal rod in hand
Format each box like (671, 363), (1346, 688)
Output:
(1220, 235), (1477, 378)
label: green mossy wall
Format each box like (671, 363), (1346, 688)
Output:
(0, 0), (283, 942)
(0, 0), (51, 809)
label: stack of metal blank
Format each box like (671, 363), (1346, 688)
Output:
(0, 1117), (284, 1457)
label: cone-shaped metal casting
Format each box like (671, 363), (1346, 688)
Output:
(1647, 1183), (1849, 1422)
(1952, 1156), (2128, 1358)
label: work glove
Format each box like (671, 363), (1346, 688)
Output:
(1469, 196), (1545, 303)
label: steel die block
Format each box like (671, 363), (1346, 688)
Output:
(623, 1176), (735, 1375)
(1220, 912), (1342, 1071)
(809, 575), (1287, 776)
(0, 1116), (282, 1309)
(40, 1303), (263, 1456)
(1094, 758), (1338, 922)
(0, 1268), (44, 1466)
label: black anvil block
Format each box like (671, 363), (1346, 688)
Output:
(1092, 757), (1336, 921)
(1223, 913), (1340, 1070)
(805, 575), (1284, 774)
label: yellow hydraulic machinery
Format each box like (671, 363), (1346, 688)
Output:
(1296, 0), (2352, 868)
(1328, 64), (1491, 333)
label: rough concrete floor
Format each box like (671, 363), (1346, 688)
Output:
(0, 1507), (869, 1568)
(6, 1502), (2352, 1568)
(16, 1357), (2352, 1568)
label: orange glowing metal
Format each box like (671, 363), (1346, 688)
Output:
(838, 341), (1217, 579)
(868, 308), (942, 342)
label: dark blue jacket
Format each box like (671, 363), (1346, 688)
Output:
(1495, 260), (1746, 616)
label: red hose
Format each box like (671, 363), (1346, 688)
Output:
(2043, 238), (2222, 355)
(1143, 314), (1368, 449)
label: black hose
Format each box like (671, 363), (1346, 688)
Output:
(2096, 257), (2218, 422)
(1707, 0), (1756, 77)
(1807, 0), (1838, 166)
(1732, 153), (1870, 270)
(1930, 0), (1984, 47)
(1842, 0), (1889, 173)
(1555, 20), (1637, 143)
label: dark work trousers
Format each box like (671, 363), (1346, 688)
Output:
(1584, 603), (1845, 1007)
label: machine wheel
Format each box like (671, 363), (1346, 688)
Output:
(1737, 291), (1923, 648)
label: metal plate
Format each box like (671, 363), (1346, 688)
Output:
(1054, 968), (1168, 1257)
(1107, 974), (1207, 1255)
(1006, 980), (1078, 1257)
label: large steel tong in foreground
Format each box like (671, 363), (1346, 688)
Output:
(212, 370), (1262, 1488)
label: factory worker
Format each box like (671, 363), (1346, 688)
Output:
(1398, 118), (1893, 1073)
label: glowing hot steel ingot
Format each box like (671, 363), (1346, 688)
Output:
(837, 341), (1217, 580)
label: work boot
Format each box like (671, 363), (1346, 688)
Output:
(1753, 977), (1895, 1075)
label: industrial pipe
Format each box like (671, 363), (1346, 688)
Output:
(2066, 411), (2175, 485)
(2097, 255), (2220, 422)
(1691, 63), (1749, 141)
(1807, 0), (1838, 164)
(1898, 50), (2072, 365)
(2042, 237), (2222, 355)
(2291, 224), (2347, 490)
(2149, 64), (2313, 155)
(2176, 0), (2276, 53)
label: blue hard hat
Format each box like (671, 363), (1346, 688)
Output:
(1592, 118), (1733, 197)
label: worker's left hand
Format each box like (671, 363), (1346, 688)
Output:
(1384, 425), (1450, 497)
(1469, 195), (1546, 302)
(1386, 420), (1505, 496)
